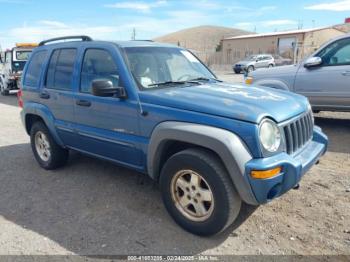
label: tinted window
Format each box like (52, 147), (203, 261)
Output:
(80, 49), (119, 93)
(318, 38), (350, 66)
(46, 49), (77, 90)
(23, 51), (47, 87)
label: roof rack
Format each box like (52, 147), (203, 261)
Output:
(39, 35), (93, 46)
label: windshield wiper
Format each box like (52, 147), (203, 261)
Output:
(188, 77), (222, 83)
(148, 81), (186, 87)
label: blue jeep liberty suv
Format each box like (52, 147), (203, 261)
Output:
(19, 36), (328, 236)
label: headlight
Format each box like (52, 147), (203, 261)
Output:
(259, 119), (281, 153)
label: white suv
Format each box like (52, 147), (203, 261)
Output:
(233, 54), (275, 74)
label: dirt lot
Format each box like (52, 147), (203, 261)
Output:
(0, 73), (349, 256)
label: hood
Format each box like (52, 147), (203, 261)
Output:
(251, 64), (298, 77)
(139, 82), (309, 124)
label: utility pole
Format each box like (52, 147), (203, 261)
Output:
(131, 28), (136, 40)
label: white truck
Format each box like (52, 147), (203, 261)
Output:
(0, 43), (37, 95)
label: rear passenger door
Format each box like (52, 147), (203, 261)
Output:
(72, 47), (142, 169)
(41, 48), (77, 145)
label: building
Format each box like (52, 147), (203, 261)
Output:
(221, 26), (346, 65)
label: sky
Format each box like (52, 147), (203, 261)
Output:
(0, 0), (349, 49)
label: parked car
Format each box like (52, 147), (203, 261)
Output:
(19, 36), (328, 236)
(233, 54), (275, 74)
(247, 34), (350, 112)
(0, 43), (37, 95)
(273, 55), (293, 66)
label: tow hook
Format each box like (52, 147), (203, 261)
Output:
(293, 184), (300, 190)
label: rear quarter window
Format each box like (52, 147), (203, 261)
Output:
(23, 51), (48, 87)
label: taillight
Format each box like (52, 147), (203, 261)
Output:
(17, 89), (23, 108)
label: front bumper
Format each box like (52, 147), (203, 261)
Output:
(233, 65), (247, 72)
(244, 126), (328, 204)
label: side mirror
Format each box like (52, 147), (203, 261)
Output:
(92, 79), (127, 98)
(304, 57), (322, 68)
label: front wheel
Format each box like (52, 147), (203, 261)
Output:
(0, 80), (9, 96)
(160, 148), (242, 236)
(268, 64), (274, 68)
(247, 66), (254, 73)
(30, 121), (69, 170)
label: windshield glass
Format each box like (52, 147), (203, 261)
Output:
(124, 47), (215, 90)
(15, 51), (32, 61)
(244, 55), (257, 61)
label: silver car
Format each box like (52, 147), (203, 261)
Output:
(247, 34), (350, 112)
(233, 54), (275, 74)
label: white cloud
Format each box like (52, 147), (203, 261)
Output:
(305, 0), (350, 11)
(38, 20), (68, 28)
(104, 0), (166, 12)
(1, 21), (120, 48)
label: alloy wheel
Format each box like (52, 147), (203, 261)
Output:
(171, 170), (214, 222)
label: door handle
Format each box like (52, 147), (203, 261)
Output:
(342, 71), (350, 76)
(76, 100), (91, 107)
(39, 92), (50, 99)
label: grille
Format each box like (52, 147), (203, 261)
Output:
(283, 111), (314, 155)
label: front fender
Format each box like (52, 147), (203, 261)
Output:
(22, 102), (64, 147)
(254, 79), (291, 91)
(147, 121), (259, 205)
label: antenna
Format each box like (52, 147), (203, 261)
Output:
(131, 28), (136, 40)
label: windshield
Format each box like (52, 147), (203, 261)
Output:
(244, 55), (257, 61)
(15, 50), (32, 61)
(124, 47), (215, 90)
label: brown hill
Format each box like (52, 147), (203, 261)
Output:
(334, 23), (350, 33)
(154, 25), (251, 53)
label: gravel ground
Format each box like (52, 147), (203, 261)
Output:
(0, 74), (349, 257)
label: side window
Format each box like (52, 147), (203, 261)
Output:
(80, 49), (119, 93)
(5, 52), (11, 63)
(23, 51), (48, 87)
(46, 49), (77, 90)
(318, 38), (350, 66)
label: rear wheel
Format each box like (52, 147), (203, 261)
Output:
(268, 64), (274, 68)
(160, 148), (242, 236)
(30, 121), (69, 170)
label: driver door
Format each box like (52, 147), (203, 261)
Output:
(294, 37), (350, 110)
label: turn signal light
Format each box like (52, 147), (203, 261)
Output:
(251, 167), (282, 179)
(245, 77), (253, 85)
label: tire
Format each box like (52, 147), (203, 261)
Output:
(30, 121), (69, 170)
(247, 66), (254, 73)
(0, 80), (9, 96)
(268, 64), (274, 68)
(234, 70), (240, 74)
(160, 148), (242, 236)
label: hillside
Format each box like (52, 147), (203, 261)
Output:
(334, 23), (350, 33)
(153, 25), (251, 53)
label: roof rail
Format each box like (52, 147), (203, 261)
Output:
(132, 40), (154, 42)
(39, 35), (93, 46)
